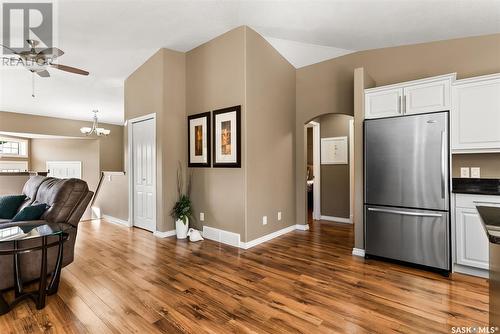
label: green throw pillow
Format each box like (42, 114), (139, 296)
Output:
(0, 195), (26, 219)
(12, 203), (48, 222)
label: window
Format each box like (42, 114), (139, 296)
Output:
(0, 138), (27, 157)
(0, 161), (28, 172)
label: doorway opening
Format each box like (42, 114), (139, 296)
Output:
(305, 114), (354, 229)
(128, 114), (157, 233)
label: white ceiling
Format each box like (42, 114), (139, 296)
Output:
(1, 0), (499, 124)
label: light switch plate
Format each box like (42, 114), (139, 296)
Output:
(278, 212), (282, 221)
(200, 212), (205, 221)
(460, 167), (470, 178)
(471, 167), (481, 178)
(262, 216), (268, 225)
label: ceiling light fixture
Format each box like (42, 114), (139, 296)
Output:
(80, 110), (110, 136)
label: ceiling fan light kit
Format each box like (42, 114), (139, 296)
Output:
(80, 110), (111, 137)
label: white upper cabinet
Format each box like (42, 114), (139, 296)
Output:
(365, 88), (403, 119)
(452, 73), (500, 152)
(365, 73), (455, 119)
(404, 79), (451, 115)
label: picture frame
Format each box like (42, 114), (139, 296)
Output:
(321, 136), (348, 164)
(188, 112), (211, 167)
(212, 105), (241, 168)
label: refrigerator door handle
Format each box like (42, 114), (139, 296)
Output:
(367, 207), (443, 218)
(441, 131), (446, 199)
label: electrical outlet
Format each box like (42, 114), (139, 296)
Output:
(278, 212), (282, 221)
(262, 216), (268, 225)
(460, 167), (470, 178)
(200, 212), (205, 222)
(471, 167), (481, 178)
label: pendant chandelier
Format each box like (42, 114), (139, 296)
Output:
(80, 110), (110, 136)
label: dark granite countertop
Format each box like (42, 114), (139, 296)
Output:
(476, 206), (500, 244)
(452, 178), (500, 196)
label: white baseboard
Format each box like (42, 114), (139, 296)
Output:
(352, 248), (365, 257)
(203, 224), (310, 249)
(321, 215), (352, 224)
(153, 230), (176, 238)
(101, 215), (131, 228)
(240, 225), (297, 249)
(453, 264), (489, 279)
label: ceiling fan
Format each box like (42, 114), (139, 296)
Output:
(1, 39), (89, 77)
(1, 40), (89, 97)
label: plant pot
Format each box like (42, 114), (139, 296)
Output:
(175, 218), (189, 239)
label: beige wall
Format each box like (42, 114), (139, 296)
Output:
(30, 138), (100, 220)
(0, 174), (30, 195)
(452, 154), (500, 178)
(297, 34), (500, 247)
(186, 26), (296, 241)
(353, 68), (375, 250)
(186, 27), (247, 235)
(124, 49), (186, 232)
(125, 25), (297, 241)
(245, 27), (296, 241)
(0, 111), (124, 171)
(316, 114), (352, 219)
(92, 172), (128, 221)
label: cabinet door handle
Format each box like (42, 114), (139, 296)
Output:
(440, 131), (446, 199)
(403, 95), (406, 113)
(473, 201), (500, 206)
(398, 96), (402, 114)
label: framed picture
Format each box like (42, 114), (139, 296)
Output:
(213, 105), (241, 168)
(321, 136), (348, 164)
(188, 112), (211, 167)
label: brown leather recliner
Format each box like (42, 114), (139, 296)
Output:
(0, 176), (93, 290)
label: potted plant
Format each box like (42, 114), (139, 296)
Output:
(171, 162), (192, 239)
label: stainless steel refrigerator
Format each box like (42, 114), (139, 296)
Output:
(364, 111), (450, 271)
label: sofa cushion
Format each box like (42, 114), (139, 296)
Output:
(17, 176), (51, 213)
(0, 195), (26, 219)
(33, 178), (90, 224)
(12, 203), (49, 222)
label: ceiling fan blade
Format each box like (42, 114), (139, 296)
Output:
(36, 70), (50, 78)
(50, 63), (89, 76)
(38, 47), (64, 59)
(0, 44), (20, 56)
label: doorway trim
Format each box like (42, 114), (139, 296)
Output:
(306, 121), (321, 220)
(349, 118), (354, 223)
(127, 113), (157, 231)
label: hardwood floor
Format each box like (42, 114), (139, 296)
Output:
(0, 219), (489, 333)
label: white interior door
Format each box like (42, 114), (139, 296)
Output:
(47, 161), (82, 179)
(132, 118), (156, 232)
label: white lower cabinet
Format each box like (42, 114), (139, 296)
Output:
(454, 194), (500, 275)
(455, 207), (489, 269)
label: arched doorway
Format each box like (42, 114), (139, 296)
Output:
(304, 113), (354, 235)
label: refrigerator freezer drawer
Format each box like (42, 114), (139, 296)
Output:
(365, 205), (449, 270)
